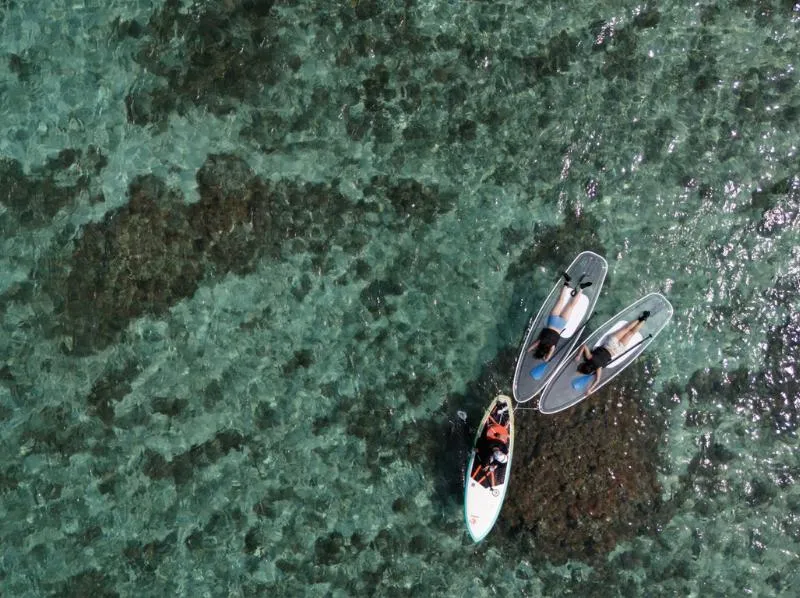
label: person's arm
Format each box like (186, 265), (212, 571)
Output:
(526, 339), (540, 353)
(545, 345), (556, 362)
(574, 344), (584, 362)
(575, 344), (590, 362)
(587, 368), (603, 394)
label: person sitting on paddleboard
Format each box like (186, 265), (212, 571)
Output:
(475, 418), (509, 468)
(527, 272), (592, 361)
(488, 445), (508, 468)
(575, 310), (650, 394)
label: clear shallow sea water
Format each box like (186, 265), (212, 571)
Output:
(0, 0), (799, 596)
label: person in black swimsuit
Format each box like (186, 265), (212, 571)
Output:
(473, 415), (510, 488)
(575, 310), (650, 394)
(528, 272), (592, 361)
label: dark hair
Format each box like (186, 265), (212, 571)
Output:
(577, 360), (597, 375)
(533, 342), (552, 360)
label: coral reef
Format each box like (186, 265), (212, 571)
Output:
(505, 208), (606, 281)
(502, 360), (669, 562)
(62, 175), (201, 352)
(48, 149), (458, 354)
(126, 0), (284, 125)
(0, 147), (106, 227)
(58, 154), (374, 353)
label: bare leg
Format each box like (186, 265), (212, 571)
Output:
(550, 285), (572, 316)
(555, 288), (584, 321)
(611, 319), (645, 345)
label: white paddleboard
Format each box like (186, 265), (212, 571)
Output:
(464, 395), (515, 542)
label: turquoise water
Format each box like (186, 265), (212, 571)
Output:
(1, 0), (799, 595)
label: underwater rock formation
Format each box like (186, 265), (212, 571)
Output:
(63, 174), (200, 352)
(126, 0), (283, 125)
(363, 176), (456, 227)
(51, 570), (119, 598)
(59, 154), (362, 353)
(0, 147), (106, 227)
(58, 152), (453, 354)
(502, 360), (668, 563)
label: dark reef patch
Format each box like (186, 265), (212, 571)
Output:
(505, 208), (605, 281)
(0, 465), (20, 493)
(684, 31), (719, 95)
(70, 525), (104, 547)
(62, 174), (202, 354)
(87, 362), (140, 426)
(364, 176), (456, 227)
(142, 429), (247, 486)
(57, 154), (373, 354)
(110, 16), (145, 40)
(127, 0), (282, 125)
(243, 526), (266, 555)
(123, 532), (177, 574)
(633, 7), (661, 29)
(282, 349), (314, 375)
(8, 52), (34, 81)
(45, 150), (457, 354)
(50, 569), (119, 598)
(600, 26), (642, 82)
(151, 396), (189, 418)
(360, 278), (405, 318)
(186, 508), (248, 555)
(523, 30), (580, 81)
(19, 402), (112, 459)
(0, 147), (106, 228)
(314, 531), (346, 565)
(503, 360), (669, 563)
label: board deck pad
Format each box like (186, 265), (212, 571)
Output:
(538, 293), (673, 414)
(464, 395), (515, 543)
(513, 251), (608, 404)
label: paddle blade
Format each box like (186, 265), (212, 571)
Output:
(571, 375), (593, 392)
(530, 362), (549, 380)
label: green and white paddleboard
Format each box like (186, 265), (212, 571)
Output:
(464, 395), (515, 543)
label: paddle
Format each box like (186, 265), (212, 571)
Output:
(571, 333), (654, 392)
(530, 362), (549, 380)
(571, 374), (594, 392)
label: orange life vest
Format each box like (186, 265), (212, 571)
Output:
(486, 423), (509, 444)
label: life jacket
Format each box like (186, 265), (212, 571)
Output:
(486, 423), (509, 444)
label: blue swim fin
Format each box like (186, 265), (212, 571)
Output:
(571, 375), (593, 392)
(530, 362), (549, 380)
